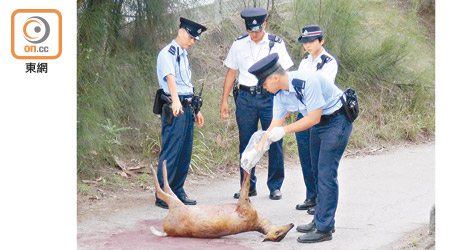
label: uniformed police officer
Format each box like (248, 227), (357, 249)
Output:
(220, 8), (293, 200)
(295, 25), (339, 215)
(247, 53), (352, 243)
(155, 17), (207, 209)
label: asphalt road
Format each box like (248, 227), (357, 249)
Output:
(78, 143), (435, 250)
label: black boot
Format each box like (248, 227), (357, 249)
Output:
(297, 229), (332, 243)
(155, 199), (168, 209)
(295, 198), (316, 210)
(178, 195), (197, 205)
(233, 189), (257, 199)
(296, 220), (335, 233)
(307, 206), (316, 215)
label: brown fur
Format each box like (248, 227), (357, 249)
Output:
(149, 161), (294, 241)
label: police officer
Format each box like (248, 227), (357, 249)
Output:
(247, 53), (352, 243)
(295, 25), (339, 215)
(155, 17), (207, 209)
(220, 8), (293, 200)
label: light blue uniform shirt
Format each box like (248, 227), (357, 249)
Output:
(156, 39), (194, 95)
(273, 70), (344, 119)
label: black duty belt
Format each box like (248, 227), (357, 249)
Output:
(181, 98), (193, 107)
(319, 106), (345, 126)
(239, 85), (262, 95)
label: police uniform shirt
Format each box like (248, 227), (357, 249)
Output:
(224, 32), (293, 87)
(273, 70), (343, 119)
(298, 48), (338, 83)
(157, 39), (194, 95)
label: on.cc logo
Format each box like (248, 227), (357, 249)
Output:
(11, 9), (62, 59)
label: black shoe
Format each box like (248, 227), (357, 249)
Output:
(155, 199), (168, 209)
(269, 189), (282, 200)
(307, 206), (316, 215)
(296, 220), (335, 233)
(178, 195), (197, 205)
(296, 220), (315, 233)
(297, 229), (333, 243)
(295, 198), (317, 210)
(233, 189), (257, 199)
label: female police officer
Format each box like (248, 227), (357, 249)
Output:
(154, 17), (206, 209)
(247, 53), (352, 243)
(295, 25), (339, 215)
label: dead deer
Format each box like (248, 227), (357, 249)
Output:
(149, 161), (294, 241)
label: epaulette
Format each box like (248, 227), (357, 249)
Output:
(292, 78), (306, 104)
(268, 34), (282, 44)
(292, 78), (306, 89)
(235, 34), (249, 41)
(268, 34), (282, 52)
(316, 54), (332, 70)
(168, 45), (176, 55)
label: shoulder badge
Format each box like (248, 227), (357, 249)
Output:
(292, 78), (306, 104)
(168, 45), (176, 55)
(268, 34), (282, 44)
(316, 54), (332, 70)
(268, 34), (282, 52)
(235, 34), (249, 41)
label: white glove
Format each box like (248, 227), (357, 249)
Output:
(268, 127), (286, 142)
(241, 149), (259, 173)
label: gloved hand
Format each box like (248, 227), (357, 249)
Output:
(268, 127), (286, 142)
(241, 149), (259, 173)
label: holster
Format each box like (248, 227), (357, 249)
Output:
(153, 89), (165, 115)
(162, 104), (174, 125)
(232, 79), (239, 102)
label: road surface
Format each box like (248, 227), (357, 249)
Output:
(78, 143), (435, 250)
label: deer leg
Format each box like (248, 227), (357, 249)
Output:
(149, 163), (183, 207)
(237, 171), (252, 207)
(162, 160), (180, 200)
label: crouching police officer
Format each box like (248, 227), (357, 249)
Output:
(295, 25), (339, 215)
(220, 8), (293, 200)
(154, 17), (207, 209)
(247, 53), (353, 243)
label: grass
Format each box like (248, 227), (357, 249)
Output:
(77, 0), (434, 192)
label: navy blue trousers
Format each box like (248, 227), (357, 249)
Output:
(156, 98), (194, 200)
(310, 113), (352, 232)
(235, 91), (284, 192)
(295, 113), (317, 200)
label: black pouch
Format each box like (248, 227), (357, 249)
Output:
(340, 88), (359, 122)
(192, 95), (202, 115)
(162, 104), (174, 124)
(153, 89), (165, 115)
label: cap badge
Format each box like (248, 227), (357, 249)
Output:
(252, 19), (257, 25)
(303, 30), (309, 36)
(197, 28), (202, 34)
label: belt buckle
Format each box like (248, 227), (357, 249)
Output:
(249, 86), (256, 95)
(184, 97), (192, 106)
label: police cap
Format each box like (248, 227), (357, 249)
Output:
(248, 53), (281, 86)
(240, 8), (267, 32)
(180, 17), (207, 40)
(297, 25), (323, 43)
